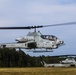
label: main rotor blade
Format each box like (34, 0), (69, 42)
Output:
(0, 22), (76, 30)
(43, 22), (76, 27)
(0, 27), (31, 29)
(0, 26), (43, 30)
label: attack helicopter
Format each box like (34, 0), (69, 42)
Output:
(0, 22), (76, 52)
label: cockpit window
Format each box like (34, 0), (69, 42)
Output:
(41, 35), (57, 41)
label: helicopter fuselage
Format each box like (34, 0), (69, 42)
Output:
(0, 31), (64, 51)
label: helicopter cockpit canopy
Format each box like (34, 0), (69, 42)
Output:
(41, 35), (58, 41)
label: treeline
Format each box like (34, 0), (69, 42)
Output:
(0, 48), (65, 67)
(0, 48), (42, 67)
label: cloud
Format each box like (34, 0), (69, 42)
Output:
(57, 0), (76, 4)
(0, 19), (17, 26)
(0, 0), (76, 26)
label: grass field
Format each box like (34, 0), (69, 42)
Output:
(0, 67), (76, 75)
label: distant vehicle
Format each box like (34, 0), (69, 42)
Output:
(60, 58), (76, 67)
(41, 58), (76, 67)
(41, 61), (65, 67)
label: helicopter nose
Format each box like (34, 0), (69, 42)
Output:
(58, 39), (64, 44)
(60, 40), (64, 44)
(59, 40), (63, 44)
(56, 39), (64, 45)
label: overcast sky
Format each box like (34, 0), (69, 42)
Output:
(0, 0), (76, 56)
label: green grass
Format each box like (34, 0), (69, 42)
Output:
(0, 67), (76, 75)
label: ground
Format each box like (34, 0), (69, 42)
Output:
(0, 67), (76, 75)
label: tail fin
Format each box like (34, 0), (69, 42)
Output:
(41, 61), (47, 66)
(40, 56), (47, 66)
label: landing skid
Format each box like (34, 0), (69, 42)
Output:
(27, 49), (53, 53)
(33, 50), (53, 53)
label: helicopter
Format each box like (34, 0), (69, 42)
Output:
(0, 22), (76, 52)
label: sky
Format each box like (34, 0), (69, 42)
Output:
(0, 0), (76, 56)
